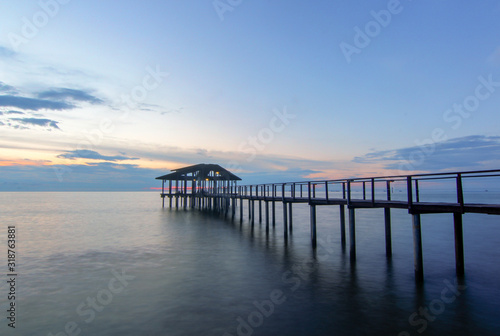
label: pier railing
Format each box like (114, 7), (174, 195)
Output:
(235, 169), (500, 214)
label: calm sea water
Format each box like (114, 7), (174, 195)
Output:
(0, 191), (499, 335)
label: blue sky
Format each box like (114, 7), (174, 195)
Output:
(1, 0), (499, 191)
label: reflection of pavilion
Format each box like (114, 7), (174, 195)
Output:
(155, 163), (241, 209)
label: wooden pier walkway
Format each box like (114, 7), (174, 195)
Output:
(156, 166), (500, 282)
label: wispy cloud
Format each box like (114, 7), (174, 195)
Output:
(0, 45), (16, 58)
(0, 82), (107, 132)
(0, 95), (74, 111)
(57, 150), (139, 162)
(9, 117), (60, 130)
(161, 107), (184, 115)
(196, 148), (212, 158)
(37, 88), (104, 104)
(0, 82), (18, 94)
(0, 81), (105, 113)
(238, 168), (324, 184)
(353, 135), (500, 172)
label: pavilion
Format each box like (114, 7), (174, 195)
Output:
(155, 163), (242, 208)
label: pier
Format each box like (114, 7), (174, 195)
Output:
(156, 164), (500, 282)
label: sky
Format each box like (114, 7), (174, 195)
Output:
(0, 0), (500, 191)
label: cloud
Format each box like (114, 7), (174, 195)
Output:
(128, 102), (178, 114)
(37, 88), (104, 104)
(0, 82), (18, 94)
(238, 168), (323, 184)
(0, 46), (16, 58)
(0, 83), (103, 114)
(8, 117), (61, 130)
(161, 107), (184, 115)
(0, 95), (74, 111)
(57, 150), (139, 162)
(353, 135), (500, 172)
(196, 149), (213, 158)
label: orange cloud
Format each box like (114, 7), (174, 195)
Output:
(0, 159), (51, 166)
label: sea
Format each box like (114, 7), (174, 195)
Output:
(0, 191), (499, 336)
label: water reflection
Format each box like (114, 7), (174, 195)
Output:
(162, 205), (496, 336)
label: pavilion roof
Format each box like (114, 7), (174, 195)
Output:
(155, 163), (242, 181)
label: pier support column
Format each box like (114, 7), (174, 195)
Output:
(232, 198), (236, 219)
(259, 200), (262, 223)
(283, 202), (288, 235)
(265, 201), (269, 229)
(288, 203), (293, 231)
(310, 204), (317, 248)
(248, 200), (252, 219)
(412, 214), (424, 282)
(349, 207), (356, 260)
(240, 198), (243, 222)
(169, 181), (172, 208)
(340, 205), (346, 249)
(385, 208), (392, 258)
(251, 200), (255, 225)
(272, 201), (276, 227)
(454, 212), (465, 276)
